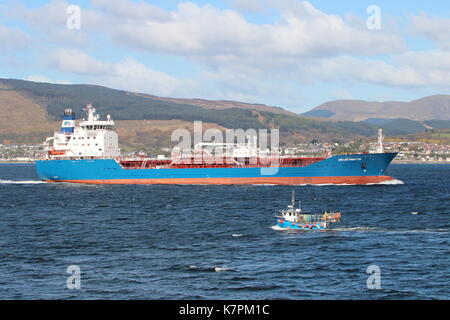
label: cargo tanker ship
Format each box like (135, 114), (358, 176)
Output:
(35, 104), (398, 185)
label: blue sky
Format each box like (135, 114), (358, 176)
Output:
(1, 0), (450, 113)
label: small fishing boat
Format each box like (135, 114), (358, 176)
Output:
(275, 191), (341, 230)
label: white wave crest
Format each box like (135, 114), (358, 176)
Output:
(367, 179), (404, 185)
(331, 227), (449, 234)
(187, 265), (233, 272)
(331, 227), (379, 232)
(213, 267), (233, 272)
(0, 179), (45, 184)
(295, 179), (405, 186)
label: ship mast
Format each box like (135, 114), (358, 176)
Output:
(376, 128), (385, 153)
(291, 190), (296, 210)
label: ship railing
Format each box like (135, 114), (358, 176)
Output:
(165, 157), (325, 168)
(292, 213), (341, 223)
(42, 156), (117, 161)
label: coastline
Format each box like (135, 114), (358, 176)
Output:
(392, 160), (450, 164)
(0, 161), (35, 164)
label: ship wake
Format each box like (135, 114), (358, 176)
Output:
(300, 179), (405, 186)
(0, 179), (46, 184)
(367, 179), (404, 185)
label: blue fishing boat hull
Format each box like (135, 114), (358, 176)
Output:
(276, 218), (329, 230)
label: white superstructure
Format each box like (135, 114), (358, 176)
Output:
(193, 135), (259, 158)
(44, 103), (120, 159)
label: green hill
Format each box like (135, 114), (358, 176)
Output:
(1, 78), (441, 148)
(1, 79), (264, 130)
(423, 120), (450, 129)
(364, 118), (427, 135)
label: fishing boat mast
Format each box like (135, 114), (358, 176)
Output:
(291, 190), (296, 211)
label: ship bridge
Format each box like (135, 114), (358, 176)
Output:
(44, 103), (120, 159)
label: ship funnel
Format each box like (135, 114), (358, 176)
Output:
(61, 108), (75, 133)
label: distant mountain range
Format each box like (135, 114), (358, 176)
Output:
(303, 95), (450, 121)
(0, 78), (449, 148)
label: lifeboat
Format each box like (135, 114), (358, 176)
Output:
(49, 149), (66, 156)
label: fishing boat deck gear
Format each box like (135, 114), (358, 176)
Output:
(275, 191), (342, 230)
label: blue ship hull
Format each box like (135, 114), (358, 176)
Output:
(35, 153), (397, 185)
(276, 219), (329, 230)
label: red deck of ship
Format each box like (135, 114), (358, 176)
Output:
(119, 157), (326, 169)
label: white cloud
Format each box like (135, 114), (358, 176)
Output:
(0, 25), (30, 52)
(91, 0), (171, 22)
(101, 57), (195, 97)
(410, 12), (450, 50)
(307, 51), (450, 88)
(7, 0), (87, 46)
(226, 0), (269, 13)
(47, 49), (111, 75)
(100, 1), (405, 58)
(7, 0), (401, 58)
(44, 50), (197, 97)
(5, 0), (450, 108)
